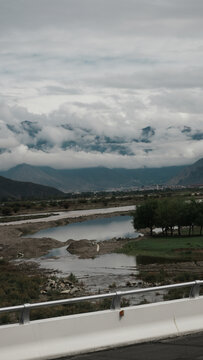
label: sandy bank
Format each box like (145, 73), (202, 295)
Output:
(0, 212), (133, 260)
(66, 237), (138, 259)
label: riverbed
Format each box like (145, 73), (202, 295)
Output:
(22, 214), (141, 292)
(0, 205), (136, 226)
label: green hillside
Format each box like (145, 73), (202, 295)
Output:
(0, 176), (65, 201)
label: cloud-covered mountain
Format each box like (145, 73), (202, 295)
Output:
(0, 163), (185, 192)
(2, 111), (157, 156)
(1, 1), (203, 169)
(0, 101), (202, 171)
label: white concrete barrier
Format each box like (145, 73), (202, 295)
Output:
(0, 296), (203, 360)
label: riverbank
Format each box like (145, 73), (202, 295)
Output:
(138, 260), (203, 283)
(66, 237), (140, 259)
(0, 211), (134, 260)
(0, 206), (202, 297)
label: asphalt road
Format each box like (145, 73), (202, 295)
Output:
(58, 332), (203, 360)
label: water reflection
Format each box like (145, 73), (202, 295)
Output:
(26, 216), (139, 242)
(32, 246), (138, 293)
(24, 215), (140, 292)
(37, 246), (137, 276)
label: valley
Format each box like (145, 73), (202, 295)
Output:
(0, 189), (203, 323)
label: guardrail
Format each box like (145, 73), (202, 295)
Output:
(0, 280), (202, 325)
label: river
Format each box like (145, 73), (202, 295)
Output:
(20, 208), (164, 303)
(24, 214), (142, 294)
(25, 215), (139, 241)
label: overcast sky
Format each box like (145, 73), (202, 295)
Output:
(0, 0), (203, 170)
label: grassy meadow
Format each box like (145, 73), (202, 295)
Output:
(119, 236), (203, 261)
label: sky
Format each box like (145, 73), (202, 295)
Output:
(0, 0), (203, 170)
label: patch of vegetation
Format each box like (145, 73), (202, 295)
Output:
(139, 269), (168, 284)
(0, 260), (45, 308)
(68, 272), (78, 283)
(164, 285), (203, 301)
(118, 236), (203, 261)
(30, 298), (112, 322)
(109, 282), (117, 289)
(0, 261), (129, 325)
(139, 270), (202, 285)
(136, 270), (203, 302)
(164, 288), (190, 301)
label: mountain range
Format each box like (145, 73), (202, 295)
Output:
(168, 158), (203, 186)
(1, 158), (203, 199)
(0, 163), (186, 192)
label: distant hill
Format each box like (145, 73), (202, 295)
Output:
(0, 164), (186, 192)
(0, 175), (65, 201)
(169, 158), (203, 186)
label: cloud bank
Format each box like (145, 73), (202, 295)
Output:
(0, 0), (203, 170)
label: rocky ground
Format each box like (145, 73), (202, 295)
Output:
(40, 276), (84, 296)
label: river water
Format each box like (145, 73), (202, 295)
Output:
(26, 214), (142, 293)
(22, 210), (165, 303)
(26, 215), (139, 241)
(34, 247), (138, 290)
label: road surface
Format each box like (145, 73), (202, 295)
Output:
(58, 332), (203, 360)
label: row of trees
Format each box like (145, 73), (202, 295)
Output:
(133, 198), (203, 237)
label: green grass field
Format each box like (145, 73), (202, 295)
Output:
(119, 236), (203, 260)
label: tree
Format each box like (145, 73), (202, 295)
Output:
(194, 202), (203, 235)
(133, 198), (202, 237)
(172, 199), (185, 236)
(182, 200), (198, 236)
(133, 200), (158, 236)
(155, 198), (185, 237)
